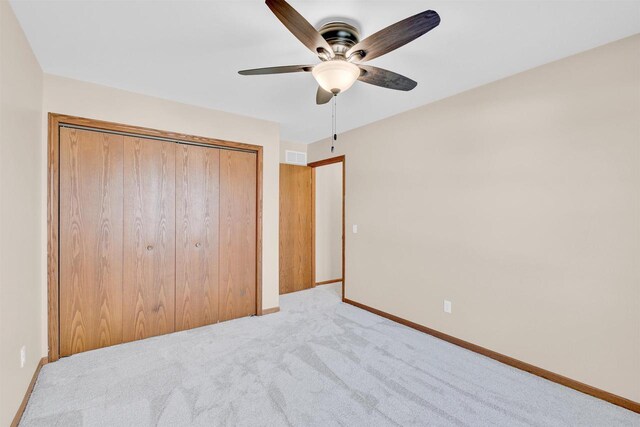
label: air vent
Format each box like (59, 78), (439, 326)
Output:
(285, 150), (307, 166)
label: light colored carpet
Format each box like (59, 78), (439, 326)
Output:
(22, 283), (639, 426)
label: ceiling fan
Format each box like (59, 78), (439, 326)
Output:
(239, 0), (441, 105)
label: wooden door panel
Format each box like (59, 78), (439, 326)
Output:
(59, 128), (124, 356)
(176, 144), (220, 331)
(219, 150), (257, 321)
(279, 164), (313, 294)
(123, 136), (176, 342)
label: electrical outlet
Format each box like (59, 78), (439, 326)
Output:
(443, 300), (452, 314)
(20, 346), (26, 368)
(352, 224), (358, 234)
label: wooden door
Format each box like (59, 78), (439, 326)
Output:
(176, 144), (220, 331)
(219, 150), (257, 321)
(123, 136), (176, 342)
(59, 128), (124, 356)
(279, 164), (313, 294)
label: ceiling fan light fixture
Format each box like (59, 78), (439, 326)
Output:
(312, 60), (360, 94)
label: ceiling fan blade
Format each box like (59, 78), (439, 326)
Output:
(357, 65), (417, 91)
(238, 65), (314, 75)
(346, 10), (440, 62)
(316, 86), (333, 104)
(265, 0), (334, 59)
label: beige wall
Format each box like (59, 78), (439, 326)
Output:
(41, 74), (281, 355)
(315, 162), (342, 282)
(308, 35), (640, 402)
(0, 1), (43, 425)
(280, 140), (307, 164)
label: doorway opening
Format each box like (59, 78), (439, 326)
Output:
(278, 155), (345, 299)
(309, 156), (345, 299)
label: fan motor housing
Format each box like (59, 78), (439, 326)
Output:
(319, 22), (360, 57)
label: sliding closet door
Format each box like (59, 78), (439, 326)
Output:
(219, 150), (257, 321)
(123, 136), (176, 342)
(59, 128), (124, 357)
(176, 144), (220, 331)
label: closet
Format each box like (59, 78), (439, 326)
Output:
(56, 120), (258, 357)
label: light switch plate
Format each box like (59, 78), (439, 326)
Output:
(444, 300), (452, 314)
(352, 224), (358, 234)
(20, 346), (26, 368)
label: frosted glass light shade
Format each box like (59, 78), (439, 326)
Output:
(312, 60), (360, 94)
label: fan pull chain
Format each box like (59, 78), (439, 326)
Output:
(331, 95), (337, 153)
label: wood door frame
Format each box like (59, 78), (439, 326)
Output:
(48, 113), (264, 362)
(308, 155), (346, 299)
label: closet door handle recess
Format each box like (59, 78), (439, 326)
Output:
(195, 242), (202, 248)
(146, 245), (154, 251)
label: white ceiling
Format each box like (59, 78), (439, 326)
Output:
(10, 0), (640, 143)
